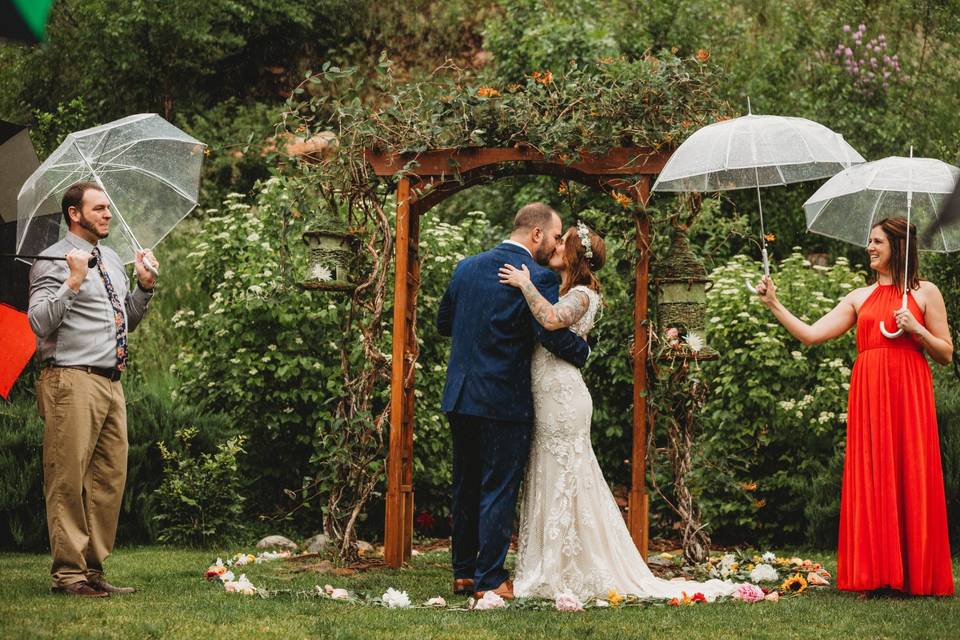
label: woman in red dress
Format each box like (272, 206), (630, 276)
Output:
(756, 217), (954, 596)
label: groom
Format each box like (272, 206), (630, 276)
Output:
(437, 202), (590, 600)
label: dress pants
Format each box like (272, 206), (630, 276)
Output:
(37, 367), (128, 588)
(449, 412), (531, 591)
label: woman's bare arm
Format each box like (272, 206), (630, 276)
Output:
(756, 275), (857, 346)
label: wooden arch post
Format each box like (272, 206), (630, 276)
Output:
(366, 147), (669, 568)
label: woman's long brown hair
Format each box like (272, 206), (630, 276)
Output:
(560, 225), (606, 295)
(873, 216), (920, 293)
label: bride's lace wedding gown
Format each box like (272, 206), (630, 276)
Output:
(514, 285), (738, 601)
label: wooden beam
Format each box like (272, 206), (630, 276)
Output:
(365, 146), (671, 178)
(627, 176), (651, 560)
(401, 211), (421, 564)
(384, 177), (412, 568)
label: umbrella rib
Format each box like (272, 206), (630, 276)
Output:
(95, 136), (204, 163)
(865, 189), (887, 245)
(97, 163), (196, 202)
(780, 117), (820, 165)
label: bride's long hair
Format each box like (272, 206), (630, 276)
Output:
(561, 224), (606, 295)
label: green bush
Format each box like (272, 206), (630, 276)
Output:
(0, 373), (232, 550)
(695, 250), (863, 545)
(153, 428), (247, 546)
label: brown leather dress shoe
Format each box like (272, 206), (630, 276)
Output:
(88, 578), (136, 594)
(474, 578), (514, 601)
(52, 581), (109, 598)
(453, 578), (475, 595)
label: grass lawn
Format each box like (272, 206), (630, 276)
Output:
(1, 547), (957, 639)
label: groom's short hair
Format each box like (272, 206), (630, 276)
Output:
(513, 202), (557, 231)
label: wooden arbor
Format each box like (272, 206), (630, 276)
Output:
(365, 146), (672, 568)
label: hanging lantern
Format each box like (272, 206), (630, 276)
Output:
(653, 227), (718, 360)
(302, 228), (357, 292)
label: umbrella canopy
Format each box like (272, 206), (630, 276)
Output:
(652, 113), (865, 193)
(652, 107), (865, 290)
(921, 174), (960, 247)
(803, 156), (960, 251)
(0, 0), (55, 43)
(803, 153), (960, 338)
(0, 120), (40, 224)
(16, 113), (205, 267)
(0, 120), (40, 311)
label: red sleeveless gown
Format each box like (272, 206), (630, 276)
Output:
(838, 284), (954, 595)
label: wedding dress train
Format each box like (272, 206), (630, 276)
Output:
(514, 285), (738, 601)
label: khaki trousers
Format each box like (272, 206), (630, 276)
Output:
(37, 367), (128, 588)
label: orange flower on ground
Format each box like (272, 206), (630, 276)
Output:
(668, 597), (680, 606)
(696, 49), (711, 62)
(607, 589), (624, 607)
(531, 70), (554, 85)
(611, 191), (632, 208)
(740, 481), (758, 492)
(476, 86), (500, 98)
(558, 181), (568, 195)
(753, 498), (767, 508)
(764, 233), (776, 242)
(781, 574), (808, 594)
(507, 83), (522, 92)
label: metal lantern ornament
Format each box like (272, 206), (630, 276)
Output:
(653, 227), (718, 360)
(302, 227), (357, 292)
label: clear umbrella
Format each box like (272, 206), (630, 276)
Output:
(16, 113), (205, 274)
(803, 148), (960, 338)
(652, 100), (865, 291)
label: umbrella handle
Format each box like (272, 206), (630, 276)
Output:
(879, 320), (904, 339)
(744, 277), (758, 294)
(142, 255), (160, 278)
(879, 299), (908, 339)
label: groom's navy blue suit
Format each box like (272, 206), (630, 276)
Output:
(437, 242), (590, 591)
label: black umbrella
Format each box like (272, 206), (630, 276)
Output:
(0, 0), (55, 44)
(0, 120), (40, 311)
(921, 178), (960, 248)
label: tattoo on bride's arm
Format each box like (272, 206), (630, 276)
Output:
(520, 283), (589, 330)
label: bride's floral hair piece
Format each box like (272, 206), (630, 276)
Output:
(577, 220), (593, 259)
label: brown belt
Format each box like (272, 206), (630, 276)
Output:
(51, 365), (122, 381)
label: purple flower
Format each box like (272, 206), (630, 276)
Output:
(843, 24), (851, 33)
(859, 23), (866, 32)
(874, 45), (882, 53)
(879, 34), (886, 42)
(883, 71), (891, 78)
(844, 47), (853, 57)
(870, 58), (877, 67)
(883, 55), (891, 63)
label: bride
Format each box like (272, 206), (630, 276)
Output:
(498, 220), (738, 601)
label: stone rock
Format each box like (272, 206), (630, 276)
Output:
(256, 535), (298, 552)
(304, 533), (329, 554)
(647, 554), (675, 568)
(356, 540), (374, 556)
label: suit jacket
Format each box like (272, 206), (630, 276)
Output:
(437, 242), (590, 423)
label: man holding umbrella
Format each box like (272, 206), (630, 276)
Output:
(29, 181), (157, 597)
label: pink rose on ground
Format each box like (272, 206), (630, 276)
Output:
(732, 583), (765, 603)
(472, 591), (506, 610)
(764, 591), (780, 603)
(555, 591), (584, 612)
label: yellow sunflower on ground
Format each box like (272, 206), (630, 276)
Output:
(781, 574), (808, 594)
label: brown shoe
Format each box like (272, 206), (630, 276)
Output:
(453, 578), (475, 595)
(475, 578), (514, 601)
(52, 581), (109, 598)
(88, 578), (136, 594)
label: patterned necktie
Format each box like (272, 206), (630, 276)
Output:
(91, 246), (128, 371)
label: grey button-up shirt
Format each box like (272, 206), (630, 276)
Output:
(28, 231), (154, 369)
